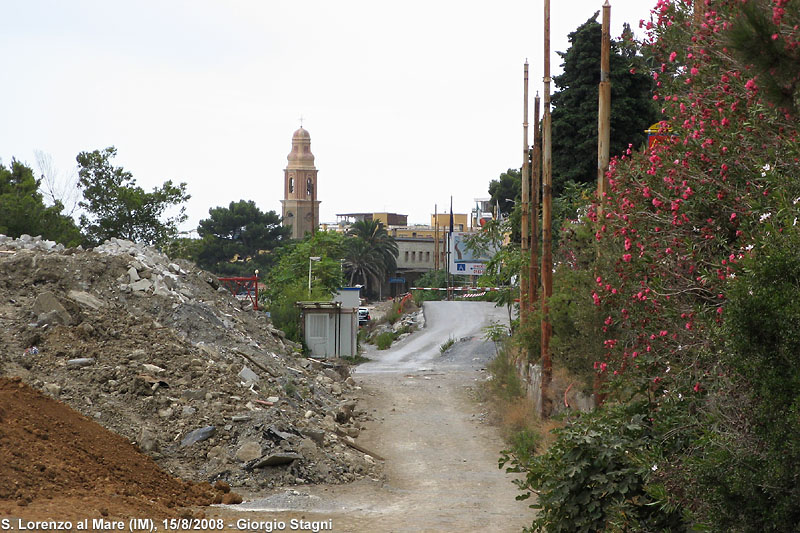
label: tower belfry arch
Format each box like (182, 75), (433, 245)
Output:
(281, 126), (320, 239)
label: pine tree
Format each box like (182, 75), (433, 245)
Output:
(551, 16), (658, 195)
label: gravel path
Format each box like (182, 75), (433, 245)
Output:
(211, 301), (533, 532)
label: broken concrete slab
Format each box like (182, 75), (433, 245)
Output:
(33, 292), (72, 325)
(251, 452), (302, 468)
(67, 290), (104, 310)
(180, 425), (216, 447)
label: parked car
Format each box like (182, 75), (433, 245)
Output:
(358, 307), (371, 325)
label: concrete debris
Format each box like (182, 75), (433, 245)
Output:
(181, 425), (217, 447)
(251, 452), (303, 469)
(0, 234), (379, 490)
(33, 291), (73, 326)
(235, 441), (263, 462)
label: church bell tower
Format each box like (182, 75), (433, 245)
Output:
(281, 127), (320, 239)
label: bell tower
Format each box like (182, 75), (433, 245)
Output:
(281, 126), (320, 239)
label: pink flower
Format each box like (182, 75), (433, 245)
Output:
(669, 51), (677, 62)
(730, 213), (737, 222)
(623, 254), (632, 263)
(693, 382), (701, 393)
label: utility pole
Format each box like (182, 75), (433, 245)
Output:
(520, 61), (531, 328)
(597, 1), (611, 216)
(530, 94), (541, 311)
(540, 0), (554, 419)
(694, 0), (704, 24)
(434, 204), (439, 270)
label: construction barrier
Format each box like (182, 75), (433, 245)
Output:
(409, 286), (508, 292)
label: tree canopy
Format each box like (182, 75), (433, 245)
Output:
(0, 159), (82, 246)
(196, 200), (290, 276)
(488, 169), (521, 218)
(551, 16), (657, 195)
(77, 147), (190, 246)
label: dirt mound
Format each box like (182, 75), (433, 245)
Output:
(0, 376), (225, 519)
(0, 236), (379, 496)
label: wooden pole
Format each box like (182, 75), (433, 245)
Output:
(694, 0), (704, 25)
(594, 1), (612, 408)
(520, 61), (530, 328)
(597, 1), (611, 215)
(530, 95), (541, 310)
(541, 0), (554, 419)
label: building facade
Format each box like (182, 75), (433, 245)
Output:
(281, 127), (320, 239)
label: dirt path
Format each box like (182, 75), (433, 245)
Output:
(210, 302), (533, 532)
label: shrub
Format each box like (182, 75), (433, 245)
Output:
(501, 402), (686, 532)
(374, 331), (396, 350)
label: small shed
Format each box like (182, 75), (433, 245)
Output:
(296, 290), (359, 358)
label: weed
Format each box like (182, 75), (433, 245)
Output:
(439, 336), (456, 354)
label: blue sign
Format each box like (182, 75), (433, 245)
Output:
(457, 264), (466, 271)
(389, 277), (406, 283)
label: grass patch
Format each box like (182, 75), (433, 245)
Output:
(439, 336), (456, 354)
(375, 331), (397, 350)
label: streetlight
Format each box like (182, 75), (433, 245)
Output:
(308, 256), (321, 297)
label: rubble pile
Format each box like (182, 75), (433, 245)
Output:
(0, 235), (379, 492)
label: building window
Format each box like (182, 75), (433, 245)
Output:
(289, 177), (294, 193)
(404, 251), (409, 262)
(412, 251), (416, 262)
(426, 251), (430, 262)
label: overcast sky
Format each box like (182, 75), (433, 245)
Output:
(1, 0), (656, 233)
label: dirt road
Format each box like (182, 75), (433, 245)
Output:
(211, 301), (533, 532)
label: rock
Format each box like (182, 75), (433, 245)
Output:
(43, 383), (62, 396)
(66, 358), (96, 368)
(304, 410), (314, 419)
(182, 389), (207, 401)
(180, 425), (216, 447)
(251, 452), (302, 468)
(266, 396), (279, 404)
(139, 428), (159, 452)
(181, 406), (197, 417)
(235, 441), (262, 462)
(152, 278), (172, 297)
(207, 445), (228, 462)
(32, 292), (72, 325)
(345, 377), (356, 386)
(67, 290), (104, 310)
(331, 382), (342, 396)
(142, 363), (165, 374)
(321, 415), (336, 432)
(301, 429), (326, 446)
(158, 407), (173, 419)
(130, 279), (153, 292)
(238, 366), (259, 383)
(127, 267), (140, 283)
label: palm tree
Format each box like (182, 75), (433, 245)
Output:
(347, 219), (399, 274)
(342, 238), (384, 288)
(343, 220), (399, 296)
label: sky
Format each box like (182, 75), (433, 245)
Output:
(1, 0), (657, 233)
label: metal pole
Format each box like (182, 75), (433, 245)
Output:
(541, 0), (554, 419)
(597, 1), (611, 217)
(521, 61), (530, 328)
